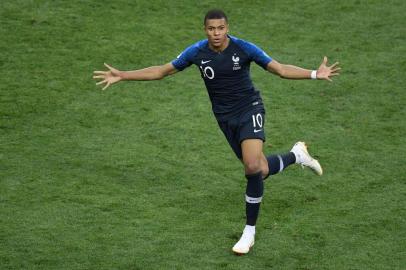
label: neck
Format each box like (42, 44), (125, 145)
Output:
(209, 37), (230, 53)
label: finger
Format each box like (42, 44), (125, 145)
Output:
(94, 71), (107, 75)
(330, 73), (340, 76)
(96, 79), (107, 86)
(330, 62), (339, 69)
(331, 67), (341, 73)
(102, 81), (111, 90)
(93, 75), (105, 79)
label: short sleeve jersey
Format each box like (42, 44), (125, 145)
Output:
(172, 35), (272, 121)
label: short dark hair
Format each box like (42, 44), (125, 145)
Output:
(204, 9), (228, 25)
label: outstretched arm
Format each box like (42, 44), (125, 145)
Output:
(267, 56), (340, 81)
(93, 62), (178, 90)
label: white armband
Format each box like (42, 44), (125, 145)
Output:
(311, 70), (317, 80)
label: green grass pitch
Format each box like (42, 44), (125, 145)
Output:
(1, 0), (405, 269)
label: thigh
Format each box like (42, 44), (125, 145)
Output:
(217, 119), (243, 159)
(217, 107), (266, 161)
(241, 139), (269, 175)
(238, 108), (266, 144)
(241, 139), (264, 163)
(239, 108), (269, 175)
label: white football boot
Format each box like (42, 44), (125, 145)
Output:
(290, 142), (323, 176)
(232, 226), (255, 255)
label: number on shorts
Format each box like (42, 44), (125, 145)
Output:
(252, 113), (263, 128)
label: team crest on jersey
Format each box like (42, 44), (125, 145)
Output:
(232, 53), (241, 70)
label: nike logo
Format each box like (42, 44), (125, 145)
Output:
(254, 129), (262, 133)
(201, 60), (211, 64)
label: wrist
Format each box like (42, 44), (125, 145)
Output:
(118, 71), (127, 80)
(311, 70), (317, 80)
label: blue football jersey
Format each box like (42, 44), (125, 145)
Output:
(172, 35), (272, 120)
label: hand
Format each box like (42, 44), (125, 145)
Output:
(93, 63), (122, 90)
(316, 56), (340, 82)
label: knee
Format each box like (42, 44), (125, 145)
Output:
(244, 158), (262, 174)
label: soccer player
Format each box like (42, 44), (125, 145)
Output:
(93, 9), (340, 255)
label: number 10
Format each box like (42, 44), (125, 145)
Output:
(252, 113), (263, 128)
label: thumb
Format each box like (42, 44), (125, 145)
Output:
(322, 56), (328, 66)
(104, 63), (114, 71)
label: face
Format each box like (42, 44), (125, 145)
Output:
(204, 18), (229, 51)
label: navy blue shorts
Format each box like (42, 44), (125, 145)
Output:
(217, 107), (266, 159)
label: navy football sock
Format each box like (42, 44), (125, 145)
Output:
(265, 152), (296, 179)
(245, 171), (264, 226)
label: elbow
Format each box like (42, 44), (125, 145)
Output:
(277, 68), (288, 79)
(148, 70), (164, 80)
(268, 63), (287, 79)
(155, 66), (169, 80)
(157, 71), (170, 80)
(156, 73), (165, 80)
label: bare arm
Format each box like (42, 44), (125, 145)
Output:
(93, 62), (178, 90)
(267, 56), (340, 81)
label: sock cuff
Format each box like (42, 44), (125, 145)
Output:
(246, 194), (262, 203)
